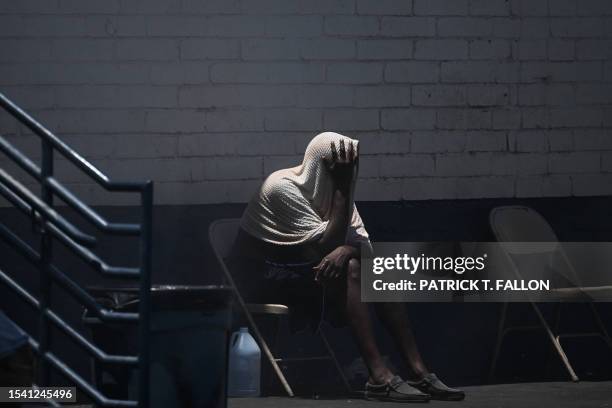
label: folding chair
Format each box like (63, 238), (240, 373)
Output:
(488, 205), (612, 382)
(208, 218), (351, 397)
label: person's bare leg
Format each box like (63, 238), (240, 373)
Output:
(345, 258), (394, 384)
(374, 302), (429, 381)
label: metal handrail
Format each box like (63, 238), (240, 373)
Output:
(0, 176), (140, 278)
(0, 169), (97, 246)
(48, 222), (141, 278)
(0, 92), (146, 192)
(0, 134), (41, 179)
(0, 91), (152, 407)
(0, 268), (138, 366)
(0, 134), (141, 235)
(0, 222), (138, 323)
(46, 177), (141, 235)
(26, 337), (137, 408)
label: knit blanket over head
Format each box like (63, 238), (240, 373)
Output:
(240, 132), (371, 251)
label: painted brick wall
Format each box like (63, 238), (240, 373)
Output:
(1, 0), (612, 205)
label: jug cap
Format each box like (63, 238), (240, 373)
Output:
(240, 327), (249, 333)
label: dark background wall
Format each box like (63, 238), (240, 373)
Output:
(1, 196), (612, 390)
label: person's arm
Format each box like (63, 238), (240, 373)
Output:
(317, 188), (351, 254)
(316, 138), (357, 254)
(312, 139), (360, 282)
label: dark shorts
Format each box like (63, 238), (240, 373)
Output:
(227, 256), (347, 332)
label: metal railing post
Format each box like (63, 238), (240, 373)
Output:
(137, 182), (153, 408)
(38, 138), (54, 386)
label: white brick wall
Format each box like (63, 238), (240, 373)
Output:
(1, 0), (612, 205)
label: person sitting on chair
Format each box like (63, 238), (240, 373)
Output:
(230, 132), (464, 402)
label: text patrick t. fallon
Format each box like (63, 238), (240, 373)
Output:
(373, 279), (550, 292)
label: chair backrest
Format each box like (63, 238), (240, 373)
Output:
(208, 218), (242, 287)
(489, 205), (581, 290)
(209, 218), (241, 260)
(489, 206), (559, 254)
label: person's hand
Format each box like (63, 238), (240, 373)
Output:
(324, 139), (358, 192)
(313, 245), (357, 283)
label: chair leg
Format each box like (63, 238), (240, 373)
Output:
(544, 302), (563, 377)
(488, 302), (509, 383)
(318, 327), (352, 393)
(265, 314), (284, 394)
(531, 302), (579, 382)
(234, 297), (295, 396)
(589, 303), (612, 352)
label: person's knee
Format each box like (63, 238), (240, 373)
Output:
(347, 258), (360, 282)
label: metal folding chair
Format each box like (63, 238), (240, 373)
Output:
(209, 218), (351, 397)
(488, 205), (612, 382)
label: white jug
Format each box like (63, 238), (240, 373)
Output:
(227, 327), (261, 397)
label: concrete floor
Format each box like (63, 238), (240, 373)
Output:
(229, 381), (612, 408)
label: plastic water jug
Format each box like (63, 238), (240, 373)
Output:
(228, 327), (261, 397)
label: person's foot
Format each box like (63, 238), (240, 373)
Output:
(365, 375), (430, 403)
(407, 373), (465, 401)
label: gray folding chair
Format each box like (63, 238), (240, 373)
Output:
(208, 218), (351, 397)
(488, 206), (612, 382)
